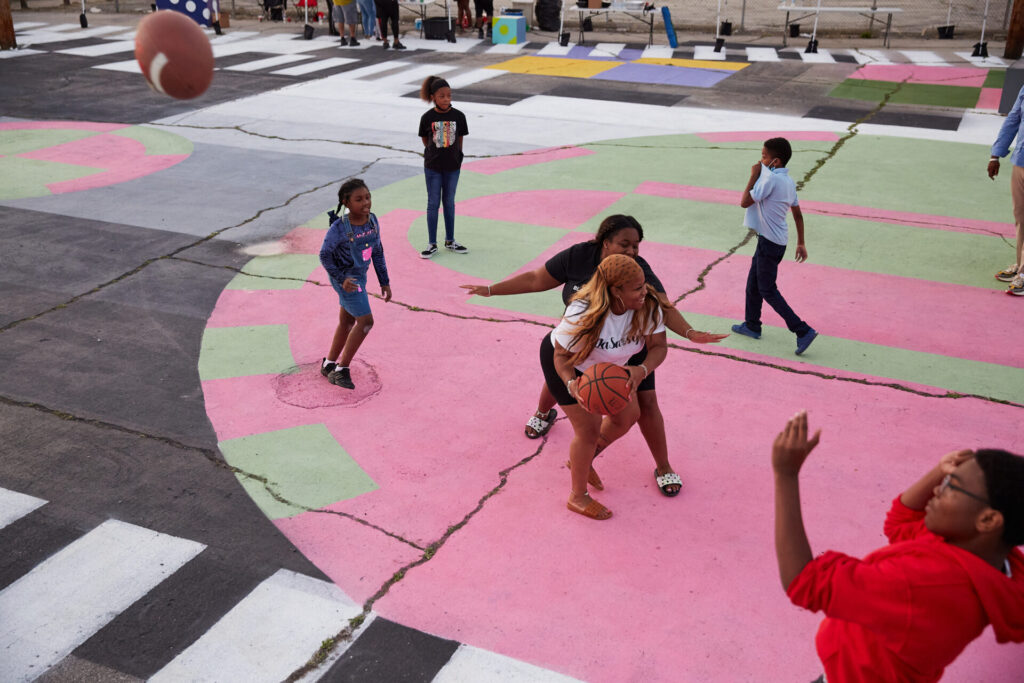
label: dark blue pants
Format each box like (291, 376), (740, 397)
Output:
(744, 235), (809, 336)
(424, 168), (460, 245)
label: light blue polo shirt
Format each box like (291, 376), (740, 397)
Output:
(992, 84), (1024, 167)
(744, 164), (798, 246)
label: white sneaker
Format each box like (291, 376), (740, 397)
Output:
(1008, 274), (1024, 296)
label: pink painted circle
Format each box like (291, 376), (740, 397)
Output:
(0, 120), (193, 201)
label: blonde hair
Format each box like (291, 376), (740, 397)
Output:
(564, 254), (661, 366)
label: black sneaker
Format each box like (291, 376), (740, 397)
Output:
(349, 37), (360, 46)
(340, 36), (348, 46)
(420, 244), (438, 259)
(328, 366), (354, 389)
(445, 240), (468, 254)
(394, 41), (407, 50)
(382, 39), (390, 49)
(320, 357), (337, 378)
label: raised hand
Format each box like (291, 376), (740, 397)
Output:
(772, 411), (821, 477)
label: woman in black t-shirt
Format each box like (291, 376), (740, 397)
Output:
(418, 76), (469, 260)
(461, 215), (728, 492)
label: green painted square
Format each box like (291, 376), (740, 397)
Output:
(830, 79), (981, 108)
(0, 129), (98, 156)
(984, 69), (1006, 89)
(219, 424), (377, 519)
(199, 324), (295, 380)
(0, 156), (102, 200)
(593, 194), (750, 253)
(226, 254), (320, 290)
(799, 135), (1008, 223)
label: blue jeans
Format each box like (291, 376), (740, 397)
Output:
(744, 235), (810, 337)
(356, 0), (377, 36)
(424, 168), (460, 245)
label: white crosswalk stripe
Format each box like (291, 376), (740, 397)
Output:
(445, 67), (507, 88)
(271, 56), (360, 75)
(639, 45), (673, 59)
(225, 54), (314, 72)
(486, 42), (529, 54)
(536, 42), (575, 56)
(56, 40), (136, 57)
(693, 45), (726, 60)
(0, 486), (583, 682)
(955, 51), (1008, 68)
(150, 569), (362, 683)
(0, 519), (205, 682)
(899, 50), (949, 66)
(0, 487), (46, 530)
(592, 42), (626, 58)
(745, 47), (780, 62)
(799, 48), (836, 63)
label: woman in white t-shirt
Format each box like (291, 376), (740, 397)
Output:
(543, 254), (674, 520)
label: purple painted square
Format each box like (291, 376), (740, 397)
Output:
(618, 48), (644, 61)
(592, 63), (733, 88)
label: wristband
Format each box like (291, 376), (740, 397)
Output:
(991, 156), (1000, 161)
(487, 285), (492, 296)
(684, 328), (695, 340)
(639, 363), (649, 379)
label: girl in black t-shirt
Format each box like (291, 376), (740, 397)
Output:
(417, 76), (469, 259)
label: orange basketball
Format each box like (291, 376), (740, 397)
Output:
(135, 11), (214, 100)
(576, 362), (632, 415)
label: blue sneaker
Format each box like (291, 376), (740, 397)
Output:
(795, 328), (818, 355)
(731, 322), (761, 339)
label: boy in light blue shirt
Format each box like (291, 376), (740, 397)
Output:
(732, 137), (818, 355)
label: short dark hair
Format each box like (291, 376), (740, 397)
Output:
(764, 137), (793, 167)
(975, 449), (1024, 547)
(592, 215), (643, 246)
(338, 178), (368, 206)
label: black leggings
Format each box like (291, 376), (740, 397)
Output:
(375, 0), (399, 39)
(539, 333), (655, 406)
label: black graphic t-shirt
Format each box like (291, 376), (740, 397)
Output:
(545, 241), (666, 306)
(418, 106), (469, 172)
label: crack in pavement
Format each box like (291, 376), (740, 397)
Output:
(0, 156), (391, 335)
(284, 432), (555, 682)
(0, 394), (426, 551)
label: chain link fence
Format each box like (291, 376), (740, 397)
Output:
(13, 0), (1016, 38)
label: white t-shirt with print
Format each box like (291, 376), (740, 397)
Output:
(550, 299), (665, 371)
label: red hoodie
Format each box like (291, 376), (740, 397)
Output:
(787, 497), (1024, 682)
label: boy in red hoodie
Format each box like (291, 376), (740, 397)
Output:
(772, 412), (1024, 682)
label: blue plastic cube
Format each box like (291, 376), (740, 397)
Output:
(492, 15), (526, 44)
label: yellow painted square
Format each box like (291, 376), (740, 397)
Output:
(635, 57), (748, 72)
(486, 56), (623, 78)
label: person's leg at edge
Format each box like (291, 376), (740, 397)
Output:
(525, 383), (559, 438)
(754, 237), (810, 337)
(1013, 165), (1024, 276)
(424, 168), (441, 246)
(328, 307), (355, 361)
(743, 239), (764, 333)
(636, 390), (678, 493)
(441, 169), (460, 244)
(338, 313), (374, 367)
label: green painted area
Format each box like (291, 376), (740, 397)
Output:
(984, 69), (1006, 89)
(667, 313), (1024, 404)
(219, 423), (378, 519)
(199, 324), (295, 380)
(829, 79), (981, 108)
(0, 129), (98, 156)
(406, 216), (567, 279)
(226, 254), (319, 290)
(0, 156), (102, 200)
(111, 125), (194, 156)
(799, 135), (1009, 223)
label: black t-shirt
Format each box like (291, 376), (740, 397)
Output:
(544, 241), (666, 306)
(418, 106), (469, 172)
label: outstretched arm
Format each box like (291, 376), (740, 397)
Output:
(661, 301), (729, 343)
(772, 411), (821, 590)
(460, 266), (561, 297)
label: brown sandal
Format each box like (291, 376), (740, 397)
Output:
(566, 460), (604, 490)
(567, 497), (612, 520)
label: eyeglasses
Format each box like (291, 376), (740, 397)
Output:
(938, 474), (990, 505)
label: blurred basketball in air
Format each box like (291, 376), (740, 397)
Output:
(134, 10), (214, 100)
